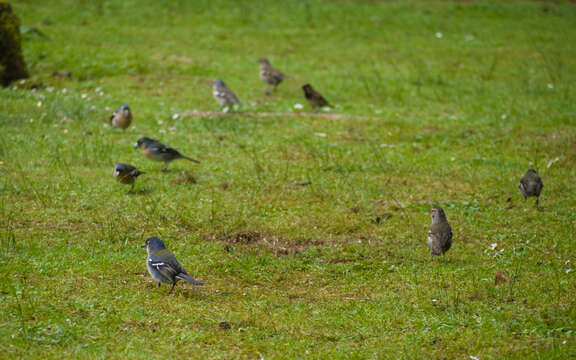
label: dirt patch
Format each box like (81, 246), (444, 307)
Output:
(170, 172), (197, 185)
(203, 230), (262, 244)
(219, 182), (230, 190)
(226, 230), (262, 244)
(371, 213), (393, 224)
(182, 110), (381, 121)
(204, 230), (325, 256)
(327, 258), (356, 264)
(218, 321), (231, 330)
(421, 125), (443, 133)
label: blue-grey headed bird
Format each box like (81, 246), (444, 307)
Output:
(212, 79), (241, 110)
(135, 136), (200, 171)
(114, 162), (144, 191)
(427, 207), (452, 258)
(302, 83), (332, 109)
(518, 169), (543, 207)
(258, 58), (284, 95)
(143, 237), (203, 294)
(110, 104), (132, 130)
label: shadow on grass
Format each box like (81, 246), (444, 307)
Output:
(178, 289), (206, 300)
(127, 187), (153, 196)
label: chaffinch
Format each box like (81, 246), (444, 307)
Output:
(113, 162), (144, 191)
(427, 207), (453, 257)
(143, 237), (203, 294)
(135, 136), (200, 171)
(110, 104), (132, 130)
(518, 169), (543, 207)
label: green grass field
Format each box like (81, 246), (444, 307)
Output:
(1, 0), (575, 358)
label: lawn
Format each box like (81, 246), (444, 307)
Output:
(1, 0), (575, 358)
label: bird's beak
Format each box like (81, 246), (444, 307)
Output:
(141, 244), (147, 248)
(134, 143), (139, 149)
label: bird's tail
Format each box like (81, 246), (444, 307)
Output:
(181, 155), (200, 164)
(177, 274), (203, 286)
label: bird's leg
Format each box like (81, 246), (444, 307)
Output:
(157, 282), (161, 288)
(161, 163), (169, 172)
(129, 183), (135, 193)
(536, 197), (540, 209)
(168, 282), (176, 295)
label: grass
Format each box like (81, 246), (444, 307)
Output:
(1, 0), (575, 358)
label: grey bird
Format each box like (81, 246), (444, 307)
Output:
(302, 83), (332, 109)
(212, 79), (241, 110)
(518, 169), (543, 207)
(135, 136), (200, 171)
(258, 58), (284, 95)
(113, 162), (144, 191)
(427, 207), (452, 257)
(110, 104), (132, 130)
(143, 237), (203, 294)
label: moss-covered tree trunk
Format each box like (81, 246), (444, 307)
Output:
(0, 2), (28, 86)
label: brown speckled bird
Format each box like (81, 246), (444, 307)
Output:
(427, 207), (452, 257)
(109, 104), (132, 130)
(212, 79), (241, 110)
(302, 83), (331, 109)
(258, 58), (284, 95)
(518, 169), (543, 207)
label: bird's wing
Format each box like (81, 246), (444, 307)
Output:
(427, 230), (443, 254)
(535, 176), (544, 189)
(117, 164), (140, 177)
(517, 181), (527, 197)
(122, 164), (137, 172)
(429, 224), (452, 254)
(149, 143), (181, 157)
(129, 167), (142, 177)
(223, 88), (240, 103)
(148, 250), (183, 279)
(271, 68), (285, 81)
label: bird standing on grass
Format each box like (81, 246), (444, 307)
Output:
(113, 162), (144, 192)
(110, 104), (132, 130)
(258, 58), (284, 95)
(135, 136), (200, 171)
(302, 83), (332, 109)
(427, 207), (452, 258)
(143, 237), (203, 294)
(518, 169), (543, 207)
(212, 79), (241, 110)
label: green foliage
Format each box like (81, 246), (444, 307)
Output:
(0, 0), (575, 358)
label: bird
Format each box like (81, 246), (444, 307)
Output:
(302, 83), (332, 109)
(113, 162), (144, 191)
(427, 207), (453, 258)
(135, 136), (200, 171)
(212, 79), (241, 110)
(143, 237), (203, 294)
(258, 58), (284, 95)
(518, 169), (543, 207)
(109, 104), (132, 130)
